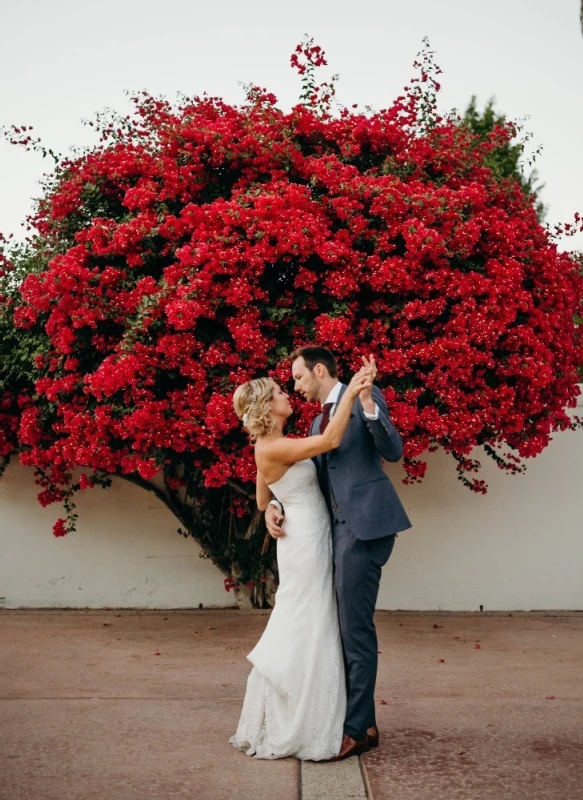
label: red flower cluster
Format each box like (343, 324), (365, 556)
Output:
(290, 41), (327, 75)
(1, 41), (582, 596)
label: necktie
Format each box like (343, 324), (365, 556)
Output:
(320, 402), (334, 434)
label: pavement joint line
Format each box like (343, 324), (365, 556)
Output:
(4, 696), (581, 703)
(299, 754), (303, 799)
(0, 696), (241, 701)
(301, 756), (368, 799)
(3, 608), (582, 616)
(359, 755), (373, 799)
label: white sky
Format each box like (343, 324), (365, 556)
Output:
(1, 0), (582, 250)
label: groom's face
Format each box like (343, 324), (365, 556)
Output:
(291, 357), (321, 403)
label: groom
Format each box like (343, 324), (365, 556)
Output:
(265, 345), (411, 761)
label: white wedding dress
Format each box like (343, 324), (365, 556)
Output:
(230, 458), (346, 760)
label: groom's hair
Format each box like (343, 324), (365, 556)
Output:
(289, 345), (338, 379)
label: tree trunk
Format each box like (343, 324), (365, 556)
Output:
(117, 471), (276, 610)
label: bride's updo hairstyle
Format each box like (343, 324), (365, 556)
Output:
(233, 377), (275, 442)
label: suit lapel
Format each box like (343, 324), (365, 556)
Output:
(312, 383), (348, 473)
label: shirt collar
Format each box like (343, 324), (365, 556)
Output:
(322, 381), (342, 407)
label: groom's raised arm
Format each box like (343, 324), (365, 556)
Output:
(359, 385), (403, 462)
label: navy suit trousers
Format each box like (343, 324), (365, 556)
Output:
(332, 520), (396, 741)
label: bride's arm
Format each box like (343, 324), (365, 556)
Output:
(258, 369), (371, 468)
(256, 472), (272, 511)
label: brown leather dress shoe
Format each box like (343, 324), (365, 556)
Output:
(367, 726), (379, 748)
(328, 733), (370, 761)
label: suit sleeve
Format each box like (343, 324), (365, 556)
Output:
(358, 385), (403, 462)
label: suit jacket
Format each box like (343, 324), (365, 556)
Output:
(309, 383), (412, 540)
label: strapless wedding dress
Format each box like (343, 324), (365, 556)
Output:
(230, 458), (346, 760)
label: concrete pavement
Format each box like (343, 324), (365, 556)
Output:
(1, 610), (582, 799)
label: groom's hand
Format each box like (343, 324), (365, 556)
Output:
(265, 505), (286, 538)
(359, 354), (377, 412)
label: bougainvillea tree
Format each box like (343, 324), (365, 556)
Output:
(1, 39), (582, 607)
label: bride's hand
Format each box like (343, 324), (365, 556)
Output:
(346, 367), (373, 399)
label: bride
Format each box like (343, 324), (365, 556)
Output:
(230, 366), (373, 761)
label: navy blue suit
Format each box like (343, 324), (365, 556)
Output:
(310, 383), (411, 740)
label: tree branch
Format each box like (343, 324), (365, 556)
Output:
(227, 478), (255, 499)
(116, 472), (170, 507)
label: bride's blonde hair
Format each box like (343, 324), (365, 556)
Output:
(233, 377), (275, 442)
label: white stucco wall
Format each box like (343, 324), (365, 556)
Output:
(1, 390), (582, 610)
(0, 466), (229, 609)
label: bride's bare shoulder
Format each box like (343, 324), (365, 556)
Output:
(256, 432), (324, 474)
(255, 434), (307, 462)
(255, 434), (293, 458)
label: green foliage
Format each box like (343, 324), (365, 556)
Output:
(0, 244), (48, 398)
(463, 96), (546, 221)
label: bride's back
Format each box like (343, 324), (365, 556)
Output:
(267, 459), (324, 511)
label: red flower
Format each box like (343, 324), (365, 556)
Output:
(52, 519), (68, 538)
